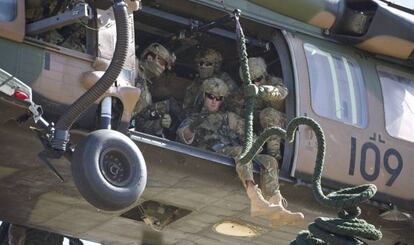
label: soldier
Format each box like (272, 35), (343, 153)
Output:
(177, 78), (304, 227)
(228, 57), (288, 160)
(133, 43), (176, 137)
(182, 48), (238, 113)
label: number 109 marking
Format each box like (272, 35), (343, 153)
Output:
(349, 137), (403, 186)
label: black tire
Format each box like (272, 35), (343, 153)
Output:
(71, 129), (147, 211)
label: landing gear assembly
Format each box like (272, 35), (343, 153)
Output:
(32, 0), (147, 212)
(71, 129), (146, 211)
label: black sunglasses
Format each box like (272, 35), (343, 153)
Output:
(205, 92), (223, 102)
(199, 61), (213, 67)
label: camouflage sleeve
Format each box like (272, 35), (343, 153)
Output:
(224, 89), (244, 116)
(259, 77), (288, 103)
(176, 117), (195, 144)
(133, 82), (150, 116)
(227, 112), (245, 140)
(219, 72), (239, 93)
(135, 110), (163, 136)
(227, 112), (260, 150)
(182, 81), (201, 110)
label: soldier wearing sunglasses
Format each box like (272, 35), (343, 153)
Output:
(177, 77), (303, 227)
(182, 49), (238, 114)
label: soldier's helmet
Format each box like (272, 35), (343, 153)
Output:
(240, 57), (267, 83)
(201, 77), (229, 98)
(259, 107), (286, 129)
(141, 43), (175, 77)
(195, 49), (223, 78)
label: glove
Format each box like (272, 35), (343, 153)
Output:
(154, 100), (169, 115)
(188, 112), (209, 131)
(160, 114), (172, 128)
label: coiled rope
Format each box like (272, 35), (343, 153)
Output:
(233, 10), (382, 245)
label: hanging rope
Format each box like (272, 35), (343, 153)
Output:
(233, 10), (382, 245)
(234, 10), (259, 165)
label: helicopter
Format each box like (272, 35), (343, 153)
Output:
(0, 0), (413, 244)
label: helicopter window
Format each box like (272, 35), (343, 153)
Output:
(304, 43), (367, 128)
(0, 0), (17, 22)
(378, 66), (414, 143)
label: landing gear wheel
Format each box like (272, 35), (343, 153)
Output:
(71, 129), (147, 211)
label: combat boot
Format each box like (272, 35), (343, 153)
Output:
(268, 191), (304, 227)
(268, 190), (288, 208)
(269, 209), (304, 227)
(246, 184), (283, 217)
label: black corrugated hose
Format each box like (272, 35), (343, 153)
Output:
(52, 0), (129, 151)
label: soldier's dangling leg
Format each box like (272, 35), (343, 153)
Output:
(234, 157), (283, 218)
(253, 155), (304, 227)
(254, 154), (279, 200)
(254, 153), (287, 208)
(266, 136), (282, 160)
(259, 107), (286, 160)
(235, 158), (254, 188)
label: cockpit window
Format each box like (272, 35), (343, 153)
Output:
(304, 43), (367, 127)
(0, 0), (17, 22)
(378, 66), (414, 143)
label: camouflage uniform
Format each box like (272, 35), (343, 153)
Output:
(26, 0), (44, 22)
(41, 30), (64, 44)
(26, 1), (85, 51)
(177, 78), (280, 198)
(177, 110), (243, 149)
(260, 108), (287, 160)
(60, 24), (86, 52)
(26, 0), (58, 22)
(228, 57), (288, 160)
(134, 43), (175, 136)
(182, 49), (238, 113)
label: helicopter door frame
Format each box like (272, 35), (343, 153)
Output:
(284, 32), (375, 185)
(269, 30), (297, 177)
(0, 0), (25, 42)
